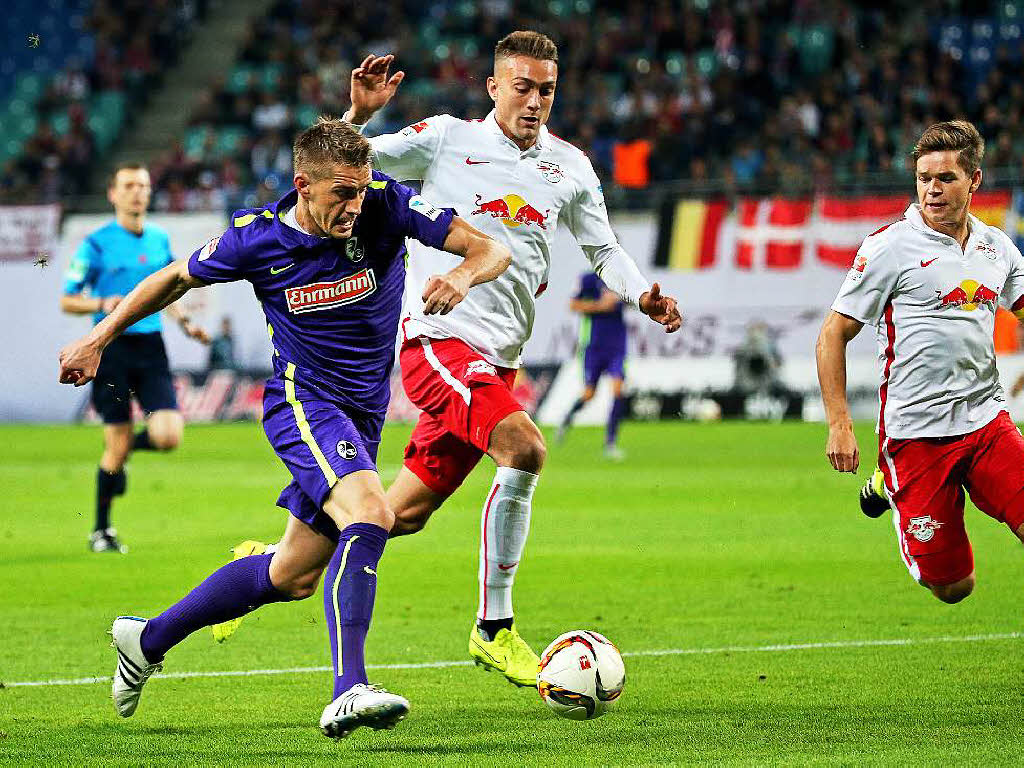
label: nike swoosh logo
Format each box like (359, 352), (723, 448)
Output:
(270, 263), (295, 275)
(465, 158), (489, 165)
(497, 562), (518, 571)
(363, 566), (376, 576)
(920, 258), (939, 267)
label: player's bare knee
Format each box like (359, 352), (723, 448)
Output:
(513, 431), (546, 473)
(358, 494), (395, 531)
(497, 422), (546, 473)
(274, 568), (322, 600)
(391, 507), (431, 537)
(930, 575), (975, 604)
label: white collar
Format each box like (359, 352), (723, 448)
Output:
(905, 203), (987, 242)
(483, 109), (547, 152)
(282, 205), (323, 238)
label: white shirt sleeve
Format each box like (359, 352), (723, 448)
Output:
(831, 232), (899, 325)
(367, 114), (452, 182)
(565, 157), (650, 307)
(998, 233), (1024, 316)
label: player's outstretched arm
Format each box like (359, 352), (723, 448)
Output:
(420, 217), (511, 315)
(638, 283), (682, 333)
(58, 259), (206, 386)
(816, 310), (864, 473)
(163, 301), (211, 345)
(343, 54), (405, 125)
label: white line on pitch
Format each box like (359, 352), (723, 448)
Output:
(5, 631), (1019, 689)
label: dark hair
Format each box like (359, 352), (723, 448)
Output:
(912, 120), (985, 175)
(494, 31), (558, 65)
(292, 116), (372, 179)
(108, 162), (148, 188)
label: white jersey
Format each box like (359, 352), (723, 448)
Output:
(832, 203), (1024, 439)
(367, 111), (649, 368)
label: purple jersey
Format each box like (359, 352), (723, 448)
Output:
(576, 272), (627, 356)
(188, 173), (454, 416)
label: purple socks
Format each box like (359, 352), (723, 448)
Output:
(140, 553), (287, 662)
(323, 522), (388, 697)
(606, 396), (625, 446)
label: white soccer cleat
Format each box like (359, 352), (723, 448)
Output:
(603, 444), (626, 461)
(319, 683), (409, 739)
(110, 616), (162, 718)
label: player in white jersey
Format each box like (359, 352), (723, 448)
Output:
(213, 32), (681, 683)
(817, 120), (1024, 604)
(348, 31), (680, 684)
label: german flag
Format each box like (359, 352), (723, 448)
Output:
(654, 198), (728, 270)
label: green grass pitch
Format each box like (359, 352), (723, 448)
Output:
(2, 420), (1024, 765)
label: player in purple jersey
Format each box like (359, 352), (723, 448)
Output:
(557, 272), (629, 459)
(57, 118), (511, 739)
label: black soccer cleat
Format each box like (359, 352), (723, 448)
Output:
(859, 468), (890, 519)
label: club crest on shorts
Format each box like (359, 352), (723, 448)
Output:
(466, 360), (497, 377)
(906, 515), (942, 543)
(336, 440), (357, 460)
(345, 237), (364, 263)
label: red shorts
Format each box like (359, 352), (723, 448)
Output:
(400, 335), (523, 497)
(878, 411), (1024, 587)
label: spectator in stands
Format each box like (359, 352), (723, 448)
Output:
(207, 317), (238, 372)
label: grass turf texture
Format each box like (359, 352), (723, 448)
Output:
(2, 420), (1023, 766)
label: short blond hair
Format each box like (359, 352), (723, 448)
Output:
(912, 120), (985, 175)
(293, 116), (371, 179)
(495, 31), (558, 65)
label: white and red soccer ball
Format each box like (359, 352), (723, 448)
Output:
(537, 630), (626, 720)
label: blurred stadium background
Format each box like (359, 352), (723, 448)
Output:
(4, 0), (1024, 425)
(8, 3), (1024, 763)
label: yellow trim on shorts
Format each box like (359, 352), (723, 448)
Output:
(331, 535), (359, 675)
(283, 362), (338, 487)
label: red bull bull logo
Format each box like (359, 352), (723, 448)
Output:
(936, 279), (999, 311)
(471, 193), (549, 230)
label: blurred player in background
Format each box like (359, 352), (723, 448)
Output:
(60, 163), (209, 553)
(817, 120), (1024, 605)
(338, 31), (681, 684)
(58, 119), (510, 738)
(557, 271), (629, 460)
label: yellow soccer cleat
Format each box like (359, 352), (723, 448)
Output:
(211, 540), (267, 643)
(859, 467), (891, 519)
(469, 623), (540, 688)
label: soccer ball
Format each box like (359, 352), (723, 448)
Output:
(537, 630), (626, 720)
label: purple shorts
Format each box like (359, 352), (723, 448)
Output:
(262, 375), (383, 541)
(583, 346), (626, 387)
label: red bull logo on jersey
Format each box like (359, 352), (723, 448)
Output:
(906, 515), (942, 543)
(471, 193), (549, 230)
(936, 279), (999, 311)
(285, 268), (377, 313)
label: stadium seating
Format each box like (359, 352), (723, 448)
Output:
(140, 0), (1024, 213)
(0, 0), (202, 203)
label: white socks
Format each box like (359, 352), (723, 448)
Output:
(477, 466), (539, 621)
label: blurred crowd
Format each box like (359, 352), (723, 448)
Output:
(5, 0), (1024, 209)
(0, 0), (204, 204)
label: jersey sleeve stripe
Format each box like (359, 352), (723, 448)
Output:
(283, 362), (339, 487)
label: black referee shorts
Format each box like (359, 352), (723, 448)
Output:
(91, 333), (178, 424)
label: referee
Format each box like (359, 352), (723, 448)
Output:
(61, 163), (209, 552)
